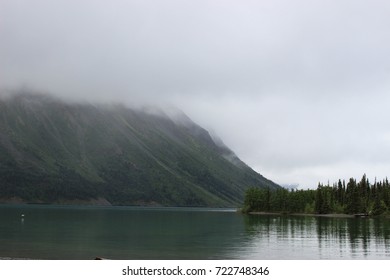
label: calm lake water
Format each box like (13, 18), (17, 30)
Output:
(0, 205), (390, 260)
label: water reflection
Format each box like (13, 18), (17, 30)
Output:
(0, 205), (245, 260)
(243, 215), (390, 259)
(2, 205), (390, 259)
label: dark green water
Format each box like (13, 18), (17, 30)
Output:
(1, 205), (390, 259)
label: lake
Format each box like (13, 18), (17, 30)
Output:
(0, 205), (389, 259)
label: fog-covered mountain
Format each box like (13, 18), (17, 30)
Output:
(0, 93), (279, 206)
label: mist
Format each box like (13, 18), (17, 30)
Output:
(2, 0), (390, 187)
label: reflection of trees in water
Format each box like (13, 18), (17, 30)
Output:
(244, 214), (317, 241)
(244, 215), (390, 258)
(372, 218), (390, 255)
(316, 217), (390, 256)
(244, 215), (315, 236)
(316, 218), (349, 255)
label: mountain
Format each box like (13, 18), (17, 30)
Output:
(0, 93), (279, 207)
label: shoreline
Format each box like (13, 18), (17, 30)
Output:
(248, 211), (358, 218)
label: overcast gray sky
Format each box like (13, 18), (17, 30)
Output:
(1, 0), (390, 188)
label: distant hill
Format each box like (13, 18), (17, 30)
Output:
(0, 93), (279, 207)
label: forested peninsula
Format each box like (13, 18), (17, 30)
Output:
(243, 174), (390, 216)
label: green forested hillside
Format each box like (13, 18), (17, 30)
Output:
(0, 93), (279, 207)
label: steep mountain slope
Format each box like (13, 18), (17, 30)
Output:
(0, 93), (279, 206)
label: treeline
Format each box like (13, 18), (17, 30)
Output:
(0, 163), (102, 202)
(243, 174), (390, 216)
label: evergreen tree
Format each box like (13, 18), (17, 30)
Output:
(243, 174), (390, 216)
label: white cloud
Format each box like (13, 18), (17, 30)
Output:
(1, 0), (390, 187)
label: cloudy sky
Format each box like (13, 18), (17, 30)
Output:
(1, 0), (390, 188)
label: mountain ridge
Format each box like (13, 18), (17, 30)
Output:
(0, 93), (279, 207)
